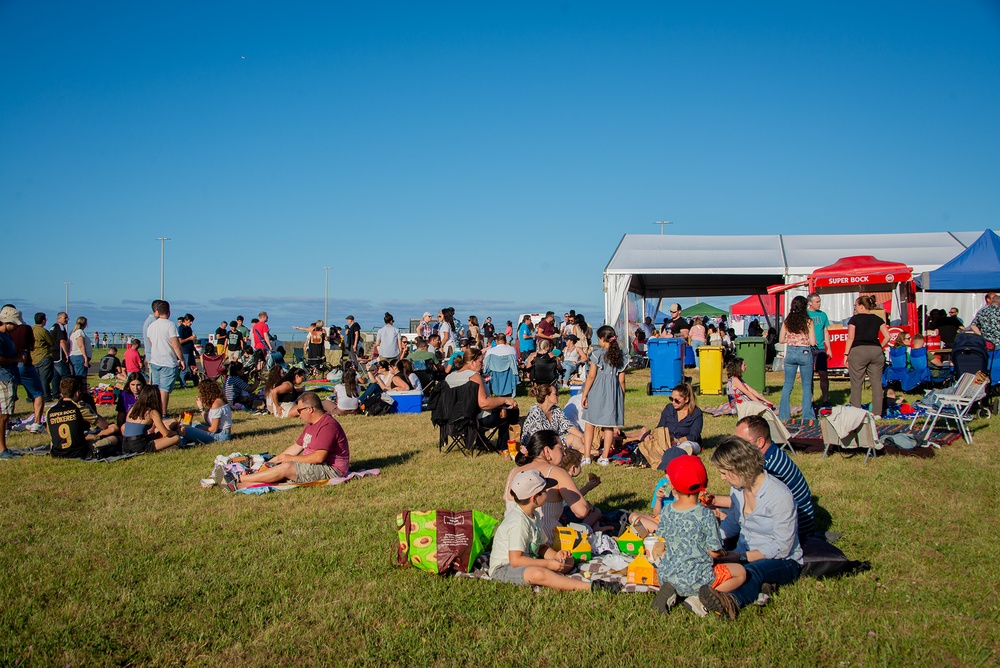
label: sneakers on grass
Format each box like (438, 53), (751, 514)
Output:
(698, 584), (739, 621)
(682, 595), (708, 617)
(27, 423), (45, 434)
(651, 582), (678, 614)
(597, 458), (610, 467)
(591, 579), (622, 594)
(222, 471), (240, 492)
(0, 449), (22, 460)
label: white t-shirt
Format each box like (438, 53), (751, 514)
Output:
(562, 394), (584, 431)
(334, 384), (360, 411)
(438, 321), (452, 345)
(69, 329), (92, 359)
(146, 318), (181, 367)
(376, 324), (402, 358)
(408, 373), (422, 392)
(489, 505), (543, 577)
(209, 404), (233, 431)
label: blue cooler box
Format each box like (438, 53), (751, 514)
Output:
(388, 390), (423, 414)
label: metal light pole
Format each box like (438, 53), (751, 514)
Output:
(156, 237), (170, 298)
(323, 267), (331, 325)
(655, 220), (672, 235)
(64, 282), (70, 315)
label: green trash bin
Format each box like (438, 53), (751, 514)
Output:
(735, 337), (767, 395)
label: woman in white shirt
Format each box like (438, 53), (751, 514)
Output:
(69, 316), (92, 376)
(327, 367), (361, 415)
(180, 380), (233, 444)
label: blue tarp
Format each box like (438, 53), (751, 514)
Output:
(915, 230), (1000, 292)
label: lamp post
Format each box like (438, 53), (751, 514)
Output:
(156, 237), (170, 299)
(64, 282), (70, 315)
(323, 266), (331, 325)
(655, 220), (672, 235)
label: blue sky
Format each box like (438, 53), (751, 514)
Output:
(2, 1), (998, 338)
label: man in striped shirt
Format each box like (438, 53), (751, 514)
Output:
(733, 415), (816, 540)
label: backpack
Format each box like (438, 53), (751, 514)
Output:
(361, 386), (394, 416)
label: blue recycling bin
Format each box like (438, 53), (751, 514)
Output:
(647, 338), (685, 396)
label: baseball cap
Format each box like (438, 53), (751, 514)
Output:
(665, 454), (708, 494)
(0, 306), (24, 326)
(670, 303), (682, 314)
(423, 312), (432, 318)
(510, 470), (557, 500)
(565, 334), (579, 342)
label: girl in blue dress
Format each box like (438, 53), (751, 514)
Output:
(581, 325), (626, 466)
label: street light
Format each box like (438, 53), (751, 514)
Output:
(655, 220), (672, 235)
(156, 237), (170, 299)
(64, 282), (70, 315)
(323, 266), (331, 325)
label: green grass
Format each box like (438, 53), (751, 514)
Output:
(1, 369), (998, 666)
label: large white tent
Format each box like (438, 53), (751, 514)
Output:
(604, 231), (985, 338)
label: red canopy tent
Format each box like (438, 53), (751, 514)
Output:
(807, 255), (913, 290)
(730, 294), (784, 316)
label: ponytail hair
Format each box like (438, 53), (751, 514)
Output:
(856, 295), (878, 310)
(515, 429), (560, 466)
(597, 325), (623, 368)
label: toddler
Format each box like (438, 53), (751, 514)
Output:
(651, 455), (747, 618)
(557, 449), (608, 530)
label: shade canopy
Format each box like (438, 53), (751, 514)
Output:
(678, 302), (727, 318)
(730, 294), (784, 316)
(915, 230), (1000, 292)
(809, 255), (913, 290)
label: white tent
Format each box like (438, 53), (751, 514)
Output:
(604, 231), (985, 338)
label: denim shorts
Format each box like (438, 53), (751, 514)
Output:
(17, 365), (44, 400)
(150, 364), (179, 393)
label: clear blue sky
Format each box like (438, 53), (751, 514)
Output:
(2, 1), (998, 336)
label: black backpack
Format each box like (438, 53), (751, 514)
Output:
(361, 386), (393, 416)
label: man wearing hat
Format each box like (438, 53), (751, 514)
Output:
(665, 304), (690, 340)
(0, 305), (24, 458)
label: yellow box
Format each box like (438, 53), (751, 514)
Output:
(617, 527), (644, 555)
(627, 554), (659, 586)
(550, 526), (592, 562)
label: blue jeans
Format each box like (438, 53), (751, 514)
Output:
(779, 345), (814, 421)
(562, 362), (579, 384)
(70, 355), (87, 377)
(183, 425), (231, 444)
(52, 360), (71, 394)
(730, 558), (801, 608)
(690, 339), (704, 368)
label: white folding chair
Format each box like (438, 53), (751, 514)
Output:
(913, 372), (988, 444)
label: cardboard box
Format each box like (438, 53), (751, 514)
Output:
(550, 526), (592, 563)
(627, 554), (659, 586)
(617, 527), (644, 555)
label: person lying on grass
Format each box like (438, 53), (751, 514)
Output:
(488, 469), (621, 594)
(222, 391), (349, 491)
(650, 454), (746, 617)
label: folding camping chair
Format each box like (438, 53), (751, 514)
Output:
(911, 372), (989, 444)
(736, 401), (795, 456)
(200, 354), (226, 383)
(820, 405), (880, 463)
(430, 382), (494, 456)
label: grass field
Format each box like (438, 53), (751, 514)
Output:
(1, 367), (998, 667)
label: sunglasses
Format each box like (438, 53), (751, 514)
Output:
(671, 397), (685, 404)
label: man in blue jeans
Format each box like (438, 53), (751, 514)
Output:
(145, 301), (186, 416)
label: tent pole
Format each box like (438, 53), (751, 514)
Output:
(757, 294), (773, 330)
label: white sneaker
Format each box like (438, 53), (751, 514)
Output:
(597, 458), (610, 467)
(27, 424), (45, 434)
(682, 595), (709, 617)
(580, 457), (592, 466)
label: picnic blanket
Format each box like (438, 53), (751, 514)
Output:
(6, 444), (143, 463)
(703, 402), (801, 418)
(784, 420), (960, 457)
(455, 553), (660, 593)
(201, 452), (380, 493)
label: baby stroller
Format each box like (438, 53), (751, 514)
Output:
(951, 332), (997, 417)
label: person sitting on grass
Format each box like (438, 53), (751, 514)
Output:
(556, 448), (612, 531)
(124, 338), (144, 375)
(521, 383), (585, 452)
(179, 380), (233, 444)
(222, 391), (349, 490)
(726, 357), (773, 410)
(328, 367), (361, 416)
(97, 347), (124, 380)
(47, 377), (122, 459)
(651, 454), (747, 617)
(122, 385), (181, 453)
(221, 361), (257, 409)
(265, 367), (306, 418)
(116, 373), (146, 428)
(488, 469), (621, 594)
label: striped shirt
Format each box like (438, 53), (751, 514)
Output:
(223, 376), (250, 403)
(764, 444), (815, 539)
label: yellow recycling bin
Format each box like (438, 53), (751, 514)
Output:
(698, 346), (724, 395)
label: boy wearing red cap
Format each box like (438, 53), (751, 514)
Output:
(651, 455), (746, 617)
